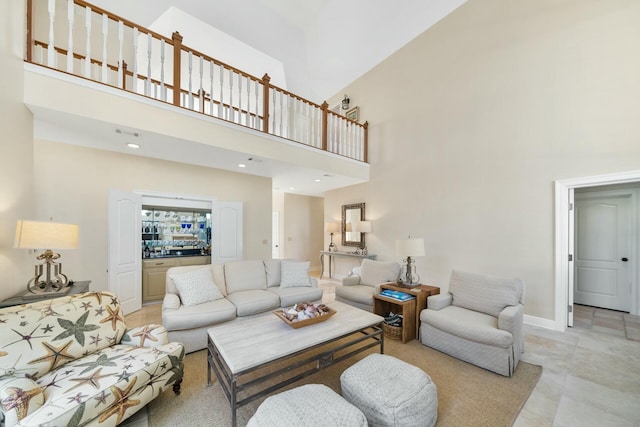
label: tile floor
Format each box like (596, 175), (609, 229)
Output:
(125, 286), (640, 427)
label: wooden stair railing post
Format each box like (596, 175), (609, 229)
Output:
(321, 101), (329, 152)
(26, 0), (34, 62)
(121, 61), (127, 90)
(261, 73), (271, 133)
(172, 31), (183, 107)
(363, 121), (369, 163)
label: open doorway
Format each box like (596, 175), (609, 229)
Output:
(555, 170), (640, 331)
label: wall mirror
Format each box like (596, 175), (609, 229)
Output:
(342, 203), (365, 247)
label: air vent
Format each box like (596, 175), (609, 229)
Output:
(115, 129), (140, 138)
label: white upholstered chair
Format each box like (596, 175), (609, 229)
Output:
(420, 269), (525, 376)
(335, 258), (401, 311)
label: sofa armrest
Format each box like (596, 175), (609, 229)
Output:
(427, 293), (453, 310)
(122, 323), (169, 347)
(310, 277), (318, 288)
(498, 304), (524, 338)
(162, 293), (181, 310)
(0, 376), (44, 425)
(342, 275), (361, 286)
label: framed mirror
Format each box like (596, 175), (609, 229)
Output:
(342, 203), (365, 247)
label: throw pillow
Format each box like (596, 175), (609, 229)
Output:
(280, 260), (312, 288)
(170, 268), (223, 306)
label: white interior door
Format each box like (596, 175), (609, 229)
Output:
(272, 211), (280, 259)
(212, 201), (243, 263)
(574, 193), (631, 311)
(568, 189), (575, 327)
(108, 189), (142, 315)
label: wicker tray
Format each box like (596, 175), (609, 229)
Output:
(383, 323), (403, 340)
(273, 307), (337, 329)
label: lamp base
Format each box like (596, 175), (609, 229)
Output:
(27, 251), (71, 295)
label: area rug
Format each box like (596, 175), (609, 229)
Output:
(147, 338), (541, 426)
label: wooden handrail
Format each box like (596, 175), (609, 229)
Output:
(172, 31), (183, 107)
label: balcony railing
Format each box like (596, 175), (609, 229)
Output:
(25, 0), (368, 162)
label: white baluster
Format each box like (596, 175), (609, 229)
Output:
(132, 27), (138, 93)
(277, 91), (282, 136)
(145, 33), (152, 96)
(66, 0), (74, 73)
(47, 0), (56, 68)
(160, 39), (166, 100)
(84, 6), (91, 78)
(272, 89), (277, 135)
(101, 13), (108, 83)
(118, 21), (123, 88)
(245, 77), (251, 127)
(254, 80), (259, 129)
(219, 64), (224, 118)
(199, 56), (204, 111)
(229, 69), (234, 122)
(188, 51), (193, 109)
(209, 60), (215, 116)
(238, 74), (243, 124)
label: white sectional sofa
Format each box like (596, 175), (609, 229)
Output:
(162, 259), (322, 352)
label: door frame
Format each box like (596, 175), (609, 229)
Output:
(555, 169), (640, 331)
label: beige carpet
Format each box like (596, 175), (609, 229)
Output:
(147, 338), (541, 426)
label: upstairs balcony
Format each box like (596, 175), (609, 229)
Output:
(23, 0), (369, 195)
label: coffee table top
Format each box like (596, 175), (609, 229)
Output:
(207, 301), (383, 373)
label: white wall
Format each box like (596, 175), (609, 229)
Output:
(0, 1), (37, 300)
(32, 140), (272, 294)
(325, 0), (640, 321)
(282, 193), (323, 270)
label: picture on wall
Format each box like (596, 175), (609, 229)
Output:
(346, 106), (359, 122)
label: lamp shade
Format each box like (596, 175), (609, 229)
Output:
(357, 221), (372, 233)
(325, 222), (340, 233)
(345, 222), (353, 232)
(396, 238), (425, 257)
(14, 220), (79, 250)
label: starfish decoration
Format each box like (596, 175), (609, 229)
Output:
(131, 325), (159, 347)
(28, 340), (75, 372)
(117, 370), (131, 382)
(6, 325), (47, 350)
(40, 372), (65, 392)
(35, 302), (63, 321)
(68, 367), (112, 391)
(75, 353), (123, 374)
(98, 377), (140, 425)
(54, 311), (100, 346)
(94, 306), (105, 316)
(41, 324), (54, 333)
(142, 365), (164, 394)
(160, 361), (167, 370)
(94, 390), (109, 407)
(91, 292), (114, 305)
(19, 321), (28, 327)
(90, 334), (102, 346)
(123, 354), (138, 362)
(100, 305), (124, 331)
(81, 301), (93, 311)
(106, 334), (118, 345)
(67, 392), (87, 404)
(0, 386), (43, 421)
(124, 363), (133, 370)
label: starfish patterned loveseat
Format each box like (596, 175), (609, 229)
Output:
(0, 291), (184, 426)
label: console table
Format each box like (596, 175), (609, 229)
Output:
(0, 281), (91, 308)
(319, 251), (377, 278)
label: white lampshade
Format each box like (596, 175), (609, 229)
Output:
(14, 220), (79, 250)
(345, 222), (353, 232)
(353, 221), (372, 233)
(396, 238), (425, 257)
(325, 222), (340, 233)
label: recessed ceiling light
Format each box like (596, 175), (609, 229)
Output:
(238, 163), (246, 168)
(314, 179), (321, 182)
(289, 187), (295, 190)
(127, 143), (140, 149)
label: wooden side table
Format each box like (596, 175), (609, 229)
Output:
(373, 292), (417, 343)
(377, 283), (440, 342)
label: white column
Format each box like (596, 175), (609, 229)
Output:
(101, 13), (108, 83)
(66, 0), (74, 73)
(83, 6), (91, 78)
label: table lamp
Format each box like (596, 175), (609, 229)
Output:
(396, 237), (425, 286)
(14, 220), (79, 296)
(325, 222), (340, 252)
(354, 220), (372, 254)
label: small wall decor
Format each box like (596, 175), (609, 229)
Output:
(346, 106), (359, 122)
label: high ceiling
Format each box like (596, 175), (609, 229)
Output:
(88, 0), (468, 101)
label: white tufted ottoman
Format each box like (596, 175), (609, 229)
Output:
(340, 354), (438, 427)
(247, 384), (368, 427)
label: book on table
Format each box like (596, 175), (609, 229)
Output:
(380, 289), (415, 301)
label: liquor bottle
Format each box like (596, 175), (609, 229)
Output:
(144, 244), (150, 258)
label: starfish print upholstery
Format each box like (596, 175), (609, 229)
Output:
(68, 367), (112, 391)
(28, 340), (75, 371)
(0, 386), (42, 421)
(98, 377), (140, 425)
(54, 311), (100, 346)
(99, 305), (124, 331)
(131, 325), (159, 347)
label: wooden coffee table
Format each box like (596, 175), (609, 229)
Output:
(206, 301), (384, 426)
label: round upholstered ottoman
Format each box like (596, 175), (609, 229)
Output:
(340, 354), (438, 427)
(247, 384), (367, 427)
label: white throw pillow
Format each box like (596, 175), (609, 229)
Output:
(170, 268), (223, 306)
(280, 260), (312, 288)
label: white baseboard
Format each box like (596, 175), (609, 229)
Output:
(524, 314), (559, 331)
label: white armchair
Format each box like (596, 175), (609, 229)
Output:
(335, 259), (401, 311)
(420, 269), (525, 376)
